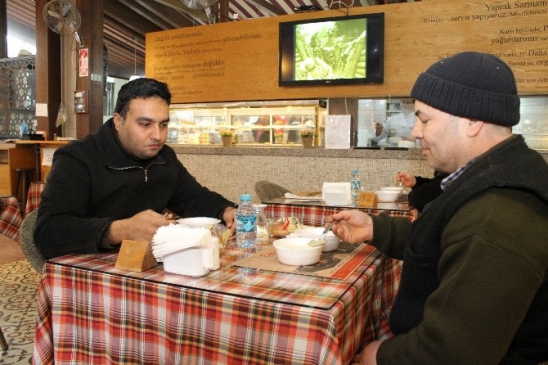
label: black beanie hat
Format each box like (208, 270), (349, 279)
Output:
(411, 52), (520, 126)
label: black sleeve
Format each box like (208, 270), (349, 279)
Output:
(408, 173), (448, 212)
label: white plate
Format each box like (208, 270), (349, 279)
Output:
(177, 217), (221, 228)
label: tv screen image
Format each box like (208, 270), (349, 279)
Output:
(295, 18), (366, 80)
(279, 13), (384, 86)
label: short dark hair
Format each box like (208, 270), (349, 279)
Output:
(114, 78), (172, 118)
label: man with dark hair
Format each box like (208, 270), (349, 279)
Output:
(35, 78), (236, 259)
(330, 52), (548, 364)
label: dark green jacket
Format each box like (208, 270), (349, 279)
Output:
(371, 135), (548, 364)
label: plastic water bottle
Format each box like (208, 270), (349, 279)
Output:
(236, 194), (257, 249)
(350, 169), (361, 206)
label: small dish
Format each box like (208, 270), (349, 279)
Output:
(177, 217), (221, 229)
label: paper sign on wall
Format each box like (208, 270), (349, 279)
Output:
(42, 148), (56, 166)
(325, 115), (351, 149)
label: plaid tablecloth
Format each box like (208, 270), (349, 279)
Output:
(264, 200), (417, 227)
(0, 195), (23, 241)
(33, 244), (400, 365)
(25, 181), (46, 216)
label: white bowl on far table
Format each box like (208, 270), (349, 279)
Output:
(273, 237), (323, 266)
(177, 217), (221, 229)
(293, 227), (341, 252)
(380, 186), (403, 192)
(376, 189), (401, 203)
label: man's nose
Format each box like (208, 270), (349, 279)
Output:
(150, 124), (162, 140)
(411, 119), (422, 140)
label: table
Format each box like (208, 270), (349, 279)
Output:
(263, 197), (417, 226)
(33, 243), (401, 364)
(25, 181), (46, 216)
(0, 195), (23, 241)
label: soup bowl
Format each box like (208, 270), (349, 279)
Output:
(293, 227), (341, 252)
(273, 237), (323, 266)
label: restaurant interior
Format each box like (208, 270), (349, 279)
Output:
(0, 0), (547, 363)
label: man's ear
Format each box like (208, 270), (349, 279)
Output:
(113, 113), (122, 131)
(466, 119), (484, 137)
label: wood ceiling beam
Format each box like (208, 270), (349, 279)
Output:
(104, 0), (163, 36)
(117, 0), (174, 30)
(134, 0), (192, 29)
(104, 15), (145, 43)
(242, 0), (285, 15)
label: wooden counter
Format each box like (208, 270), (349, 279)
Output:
(0, 141), (69, 197)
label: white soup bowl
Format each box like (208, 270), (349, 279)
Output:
(273, 237), (322, 266)
(293, 227), (341, 252)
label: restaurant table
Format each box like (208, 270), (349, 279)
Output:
(25, 181), (46, 216)
(33, 243), (401, 365)
(0, 195), (23, 241)
(263, 197), (418, 226)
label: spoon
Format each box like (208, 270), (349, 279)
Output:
(308, 221), (336, 247)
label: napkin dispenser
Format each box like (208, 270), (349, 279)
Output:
(162, 236), (220, 277)
(322, 182), (351, 205)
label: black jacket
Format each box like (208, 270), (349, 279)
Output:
(35, 119), (236, 259)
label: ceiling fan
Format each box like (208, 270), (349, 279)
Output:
(42, 0), (83, 46)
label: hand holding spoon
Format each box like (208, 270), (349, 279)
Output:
(308, 220), (336, 247)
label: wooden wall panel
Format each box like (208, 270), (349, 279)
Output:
(146, 1), (548, 103)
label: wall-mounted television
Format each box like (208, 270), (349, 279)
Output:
(279, 12), (384, 86)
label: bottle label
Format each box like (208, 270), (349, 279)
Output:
(236, 215), (257, 233)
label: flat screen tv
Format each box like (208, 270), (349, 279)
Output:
(279, 12), (384, 86)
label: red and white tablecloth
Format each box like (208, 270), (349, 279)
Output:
(33, 243), (400, 365)
(0, 195), (23, 241)
(25, 181), (46, 216)
(264, 200), (417, 227)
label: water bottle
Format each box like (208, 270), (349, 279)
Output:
(236, 194), (257, 249)
(350, 169), (361, 206)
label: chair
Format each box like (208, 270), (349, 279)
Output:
(254, 181), (292, 202)
(0, 326), (8, 352)
(15, 168), (35, 215)
(19, 209), (45, 273)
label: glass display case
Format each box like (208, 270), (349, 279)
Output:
(356, 96), (548, 150)
(168, 100), (327, 146)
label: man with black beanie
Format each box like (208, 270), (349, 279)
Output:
(329, 52), (548, 364)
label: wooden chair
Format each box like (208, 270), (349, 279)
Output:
(254, 181), (292, 202)
(19, 209), (45, 273)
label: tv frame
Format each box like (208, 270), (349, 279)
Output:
(278, 12), (385, 87)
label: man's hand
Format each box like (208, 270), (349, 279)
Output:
(328, 210), (373, 244)
(396, 172), (416, 188)
(351, 340), (383, 365)
(374, 122), (384, 137)
(222, 206), (237, 233)
(108, 209), (174, 245)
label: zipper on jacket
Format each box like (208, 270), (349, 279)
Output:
(108, 161), (165, 182)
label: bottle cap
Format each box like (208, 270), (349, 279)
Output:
(240, 194), (252, 201)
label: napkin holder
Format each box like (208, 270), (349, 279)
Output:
(163, 237), (220, 277)
(115, 240), (158, 272)
(358, 191), (378, 207)
(322, 182), (351, 205)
